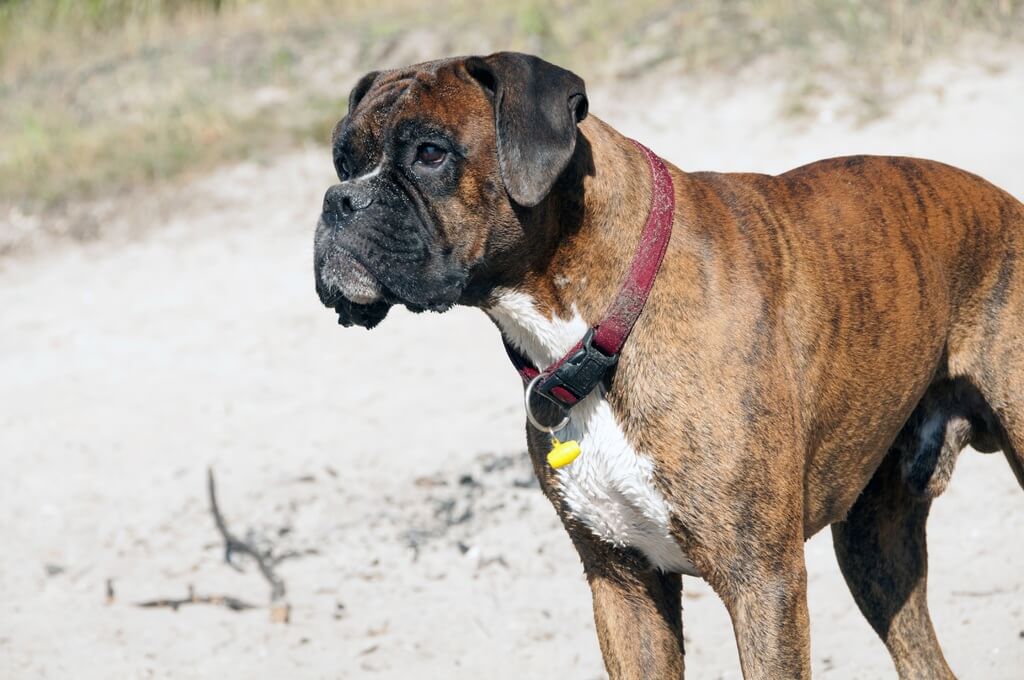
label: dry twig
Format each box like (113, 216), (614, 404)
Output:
(132, 469), (296, 622)
(207, 467), (287, 601)
(136, 584), (258, 612)
(207, 467), (290, 622)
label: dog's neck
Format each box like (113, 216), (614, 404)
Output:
(485, 116), (659, 368)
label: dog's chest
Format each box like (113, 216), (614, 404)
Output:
(488, 290), (696, 575)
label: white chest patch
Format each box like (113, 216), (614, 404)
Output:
(488, 290), (697, 575)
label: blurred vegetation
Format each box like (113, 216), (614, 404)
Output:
(0, 0), (1022, 208)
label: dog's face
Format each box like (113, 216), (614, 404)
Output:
(314, 52), (588, 328)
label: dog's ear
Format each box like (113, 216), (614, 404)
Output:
(332, 70), (380, 144)
(348, 70), (380, 115)
(465, 52), (588, 207)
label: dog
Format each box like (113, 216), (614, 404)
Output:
(313, 52), (1024, 678)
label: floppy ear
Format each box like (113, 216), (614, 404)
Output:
(332, 70), (381, 144)
(348, 70), (380, 115)
(465, 52), (588, 207)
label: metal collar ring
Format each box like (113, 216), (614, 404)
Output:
(524, 374), (571, 434)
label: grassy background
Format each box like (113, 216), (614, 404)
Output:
(1, 0), (1022, 208)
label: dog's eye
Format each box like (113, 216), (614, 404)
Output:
(415, 144), (446, 166)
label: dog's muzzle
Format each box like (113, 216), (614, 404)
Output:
(318, 245), (382, 306)
(316, 181), (385, 306)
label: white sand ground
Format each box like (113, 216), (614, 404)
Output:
(2, 53), (1023, 679)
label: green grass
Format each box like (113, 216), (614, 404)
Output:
(1, 0), (1022, 209)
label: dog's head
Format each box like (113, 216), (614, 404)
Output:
(314, 52), (588, 328)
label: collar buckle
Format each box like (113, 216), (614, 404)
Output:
(535, 328), (618, 408)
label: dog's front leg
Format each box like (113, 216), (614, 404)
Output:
(717, 550), (811, 679)
(576, 539), (685, 679)
(527, 430), (684, 677)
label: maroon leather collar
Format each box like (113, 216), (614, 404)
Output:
(502, 139), (675, 413)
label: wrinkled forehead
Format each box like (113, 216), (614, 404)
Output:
(333, 59), (491, 159)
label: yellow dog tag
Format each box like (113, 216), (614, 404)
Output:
(547, 437), (581, 469)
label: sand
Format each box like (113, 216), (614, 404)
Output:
(2, 53), (1022, 679)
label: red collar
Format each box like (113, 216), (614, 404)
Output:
(502, 139), (675, 414)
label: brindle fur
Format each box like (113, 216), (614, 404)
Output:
(313, 54), (1024, 679)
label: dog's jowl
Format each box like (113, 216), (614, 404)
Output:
(313, 52), (1024, 679)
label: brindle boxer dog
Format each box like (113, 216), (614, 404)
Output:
(313, 52), (1024, 678)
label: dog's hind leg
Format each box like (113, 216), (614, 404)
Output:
(1002, 440), (1024, 489)
(969, 313), (1024, 490)
(979, 371), (1024, 490)
(953, 203), (1024, 489)
(957, 266), (1024, 489)
(831, 450), (956, 679)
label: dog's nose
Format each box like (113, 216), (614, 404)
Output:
(322, 184), (373, 224)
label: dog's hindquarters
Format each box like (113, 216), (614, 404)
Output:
(832, 166), (1024, 679)
(881, 161), (1024, 494)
